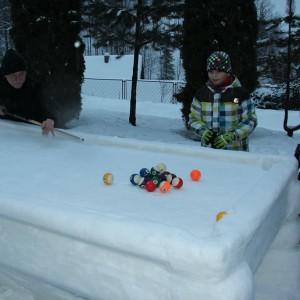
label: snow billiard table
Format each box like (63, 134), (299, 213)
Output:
(0, 121), (298, 300)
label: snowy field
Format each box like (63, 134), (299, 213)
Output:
(0, 95), (299, 300)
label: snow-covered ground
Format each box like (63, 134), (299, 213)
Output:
(0, 95), (299, 300)
(74, 95), (300, 156)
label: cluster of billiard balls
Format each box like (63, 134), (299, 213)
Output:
(103, 164), (202, 193)
(130, 163), (186, 193)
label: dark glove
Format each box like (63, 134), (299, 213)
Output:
(201, 129), (214, 144)
(214, 132), (236, 149)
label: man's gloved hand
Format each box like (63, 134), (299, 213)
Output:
(201, 129), (214, 144)
(214, 132), (236, 149)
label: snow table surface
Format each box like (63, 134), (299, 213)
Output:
(0, 120), (298, 300)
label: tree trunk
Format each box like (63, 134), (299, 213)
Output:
(283, 0), (300, 136)
(129, 0), (142, 126)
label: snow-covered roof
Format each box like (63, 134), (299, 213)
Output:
(84, 54), (143, 80)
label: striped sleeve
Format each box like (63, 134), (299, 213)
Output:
(235, 97), (257, 140)
(189, 97), (208, 137)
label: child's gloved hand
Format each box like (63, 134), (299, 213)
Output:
(201, 129), (214, 144)
(214, 132), (236, 149)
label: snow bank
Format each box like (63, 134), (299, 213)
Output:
(0, 120), (298, 300)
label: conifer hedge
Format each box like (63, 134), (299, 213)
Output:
(179, 0), (258, 124)
(10, 0), (85, 127)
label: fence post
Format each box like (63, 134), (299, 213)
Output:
(122, 80), (125, 99)
(172, 82), (177, 103)
(124, 80), (128, 100)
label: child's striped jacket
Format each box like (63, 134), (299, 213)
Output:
(189, 77), (257, 151)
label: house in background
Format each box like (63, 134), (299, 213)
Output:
(84, 54), (143, 80)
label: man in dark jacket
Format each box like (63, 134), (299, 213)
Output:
(0, 49), (55, 135)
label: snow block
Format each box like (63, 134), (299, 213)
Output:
(0, 121), (298, 300)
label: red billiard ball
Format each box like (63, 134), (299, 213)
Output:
(172, 177), (183, 189)
(145, 180), (156, 192)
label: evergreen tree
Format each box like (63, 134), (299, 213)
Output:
(10, 0), (85, 127)
(178, 0), (211, 125)
(160, 47), (175, 80)
(85, 0), (183, 126)
(179, 0), (258, 124)
(257, 16), (300, 84)
(255, 0), (274, 82)
(211, 0), (258, 91)
(0, 0), (10, 55)
(255, 0), (273, 21)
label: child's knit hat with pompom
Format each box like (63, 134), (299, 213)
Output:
(207, 51), (232, 74)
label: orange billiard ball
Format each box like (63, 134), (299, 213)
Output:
(159, 181), (171, 193)
(190, 169), (201, 181)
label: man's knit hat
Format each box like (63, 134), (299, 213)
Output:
(0, 49), (26, 76)
(207, 51), (232, 73)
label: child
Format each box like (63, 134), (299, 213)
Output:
(189, 51), (257, 151)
